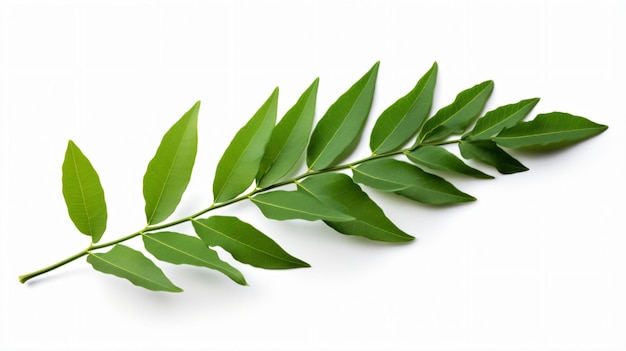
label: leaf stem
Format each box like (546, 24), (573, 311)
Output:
(19, 139), (459, 283)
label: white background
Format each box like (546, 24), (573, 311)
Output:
(1, 1), (625, 350)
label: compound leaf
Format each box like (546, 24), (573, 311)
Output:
(307, 62), (379, 170)
(420, 80), (494, 143)
(465, 98), (540, 140)
(405, 145), (493, 179)
(87, 244), (182, 292)
(62, 140), (107, 243)
(493, 112), (608, 148)
(370, 62), (437, 154)
(353, 159), (475, 204)
(459, 139), (528, 174)
(213, 89), (278, 202)
(142, 231), (246, 285)
(297, 173), (414, 242)
(143, 101), (199, 225)
(257, 79), (319, 188)
(251, 190), (353, 222)
(192, 216), (309, 269)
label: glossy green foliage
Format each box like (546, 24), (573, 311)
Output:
(465, 98), (540, 140)
(251, 190), (354, 222)
(406, 146), (493, 179)
(192, 216), (309, 269)
(257, 79), (319, 187)
(493, 112), (608, 148)
(307, 62), (379, 170)
(213, 89), (278, 202)
(142, 232), (246, 285)
(459, 139), (528, 174)
(22, 61), (610, 293)
(87, 244), (182, 292)
(420, 80), (494, 143)
(353, 159), (475, 204)
(143, 102), (199, 225)
(62, 140), (107, 243)
(298, 173), (414, 242)
(370, 62), (437, 154)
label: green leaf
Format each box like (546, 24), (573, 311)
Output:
(256, 79), (319, 188)
(213, 89), (278, 202)
(465, 98), (540, 140)
(370, 62), (438, 154)
(192, 216), (309, 269)
(493, 112), (608, 148)
(251, 190), (354, 222)
(307, 62), (379, 170)
(142, 231), (246, 286)
(62, 140), (107, 243)
(87, 244), (182, 292)
(459, 139), (528, 174)
(420, 80), (494, 143)
(353, 159), (475, 204)
(143, 102), (199, 225)
(405, 145), (493, 179)
(297, 173), (414, 242)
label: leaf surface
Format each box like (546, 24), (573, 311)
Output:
(213, 89), (278, 202)
(143, 101), (199, 225)
(257, 79), (319, 187)
(251, 190), (354, 222)
(465, 98), (540, 140)
(87, 244), (182, 292)
(420, 80), (494, 143)
(307, 62), (379, 170)
(353, 159), (475, 204)
(297, 173), (413, 242)
(142, 231), (246, 285)
(459, 139), (528, 174)
(493, 112), (608, 148)
(405, 145), (493, 179)
(62, 140), (107, 243)
(192, 216), (309, 269)
(370, 62), (437, 154)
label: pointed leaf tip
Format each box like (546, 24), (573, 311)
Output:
(62, 140), (107, 243)
(192, 216), (310, 269)
(142, 232), (247, 286)
(213, 90), (278, 202)
(370, 62), (437, 153)
(143, 102), (199, 225)
(307, 63), (379, 170)
(87, 245), (182, 292)
(257, 79), (319, 187)
(493, 112), (608, 149)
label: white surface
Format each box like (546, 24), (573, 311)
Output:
(1, 1), (625, 350)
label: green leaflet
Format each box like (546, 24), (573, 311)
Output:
(213, 89), (278, 202)
(143, 102), (199, 225)
(192, 216), (309, 269)
(297, 173), (414, 242)
(465, 98), (540, 140)
(370, 62), (437, 154)
(405, 145), (493, 179)
(420, 80), (494, 143)
(353, 159), (475, 205)
(256, 79), (319, 188)
(306, 62), (379, 170)
(493, 112), (608, 148)
(87, 244), (182, 292)
(142, 232), (247, 286)
(459, 139), (528, 174)
(251, 190), (354, 222)
(18, 61), (612, 292)
(62, 140), (107, 243)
